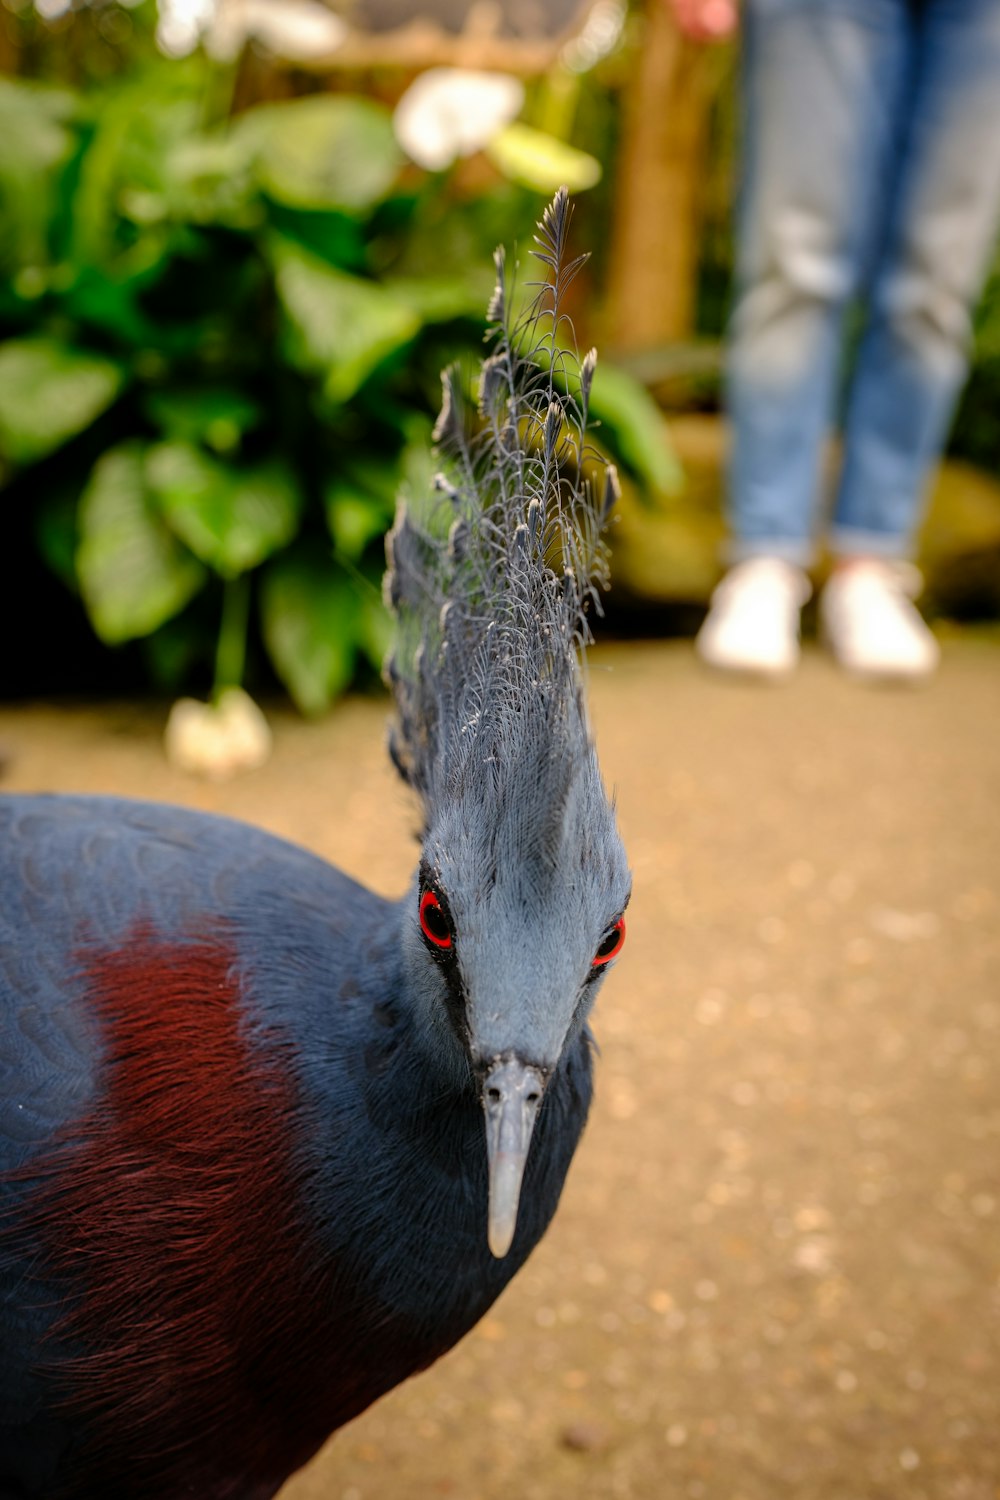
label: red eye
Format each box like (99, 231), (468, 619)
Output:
(419, 888), (453, 950)
(593, 916), (626, 967)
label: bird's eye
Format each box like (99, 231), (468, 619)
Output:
(592, 916), (626, 967)
(419, 888), (453, 950)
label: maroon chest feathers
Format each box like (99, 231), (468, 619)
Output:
(16, 926), (437, 1500)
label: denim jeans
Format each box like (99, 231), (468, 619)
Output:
(726, 0), (1000, 565)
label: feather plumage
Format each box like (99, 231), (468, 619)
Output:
(384, 187), (620, 824)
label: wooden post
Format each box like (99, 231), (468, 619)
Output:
(605, 0), (723, 351)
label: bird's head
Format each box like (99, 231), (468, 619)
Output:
(404, 679), (630, 1255)
(385, 188), (631, 1256)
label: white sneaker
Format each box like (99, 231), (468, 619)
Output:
(820, 560), (940, 680)
(696, 558), (811, 678)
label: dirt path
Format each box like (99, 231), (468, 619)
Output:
(2, 636), (998, 1500)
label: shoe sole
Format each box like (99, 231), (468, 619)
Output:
(818, 620), (938, 683)
(695, 644), (799, 681)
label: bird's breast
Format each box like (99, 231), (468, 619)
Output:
(7, 920), (452, 1498)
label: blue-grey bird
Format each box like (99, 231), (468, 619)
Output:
(0, 189), (631, 1500)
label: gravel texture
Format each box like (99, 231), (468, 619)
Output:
(2, 635), (998, 1500)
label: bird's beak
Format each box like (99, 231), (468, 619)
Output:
(481, 1055), (547, 1258)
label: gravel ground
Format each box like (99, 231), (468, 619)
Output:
(2, 635), (998, 1500)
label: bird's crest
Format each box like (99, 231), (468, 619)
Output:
(384, 188), (620, 826)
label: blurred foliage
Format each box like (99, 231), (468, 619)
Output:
(0, 12), (672, 709)
(951, 261), (1000, 476)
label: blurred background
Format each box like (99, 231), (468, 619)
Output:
(2, 4), (999, 1498)
(0, 0), (677, 719)
(3, 0), (996, 720)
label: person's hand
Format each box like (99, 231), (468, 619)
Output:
(666, 0), (738, 42)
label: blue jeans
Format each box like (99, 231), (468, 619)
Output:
(727, 0), (1000, 565)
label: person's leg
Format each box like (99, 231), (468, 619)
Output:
(820, 0), (1000, 679)
(725, 0), (911, 566)
(831, 0), (1000, 559)
(699, 0), (911, 675)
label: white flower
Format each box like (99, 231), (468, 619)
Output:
(207, 0), (346, 62)
(157, 0), (218, 58)
(165, 688), (273, 780)
(394, 69), (525, 172)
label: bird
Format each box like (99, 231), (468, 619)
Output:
(0, 188), (631, 1500)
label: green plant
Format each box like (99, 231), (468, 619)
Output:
(951, 255), (1000, 475)
(0, 59), (674, 712)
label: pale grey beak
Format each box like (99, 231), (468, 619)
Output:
(481, 1056), (547, 1258)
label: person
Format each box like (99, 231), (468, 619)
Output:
(669, 0), (1000, 679)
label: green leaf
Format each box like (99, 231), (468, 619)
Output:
(0, 339), (125, 466)
(260, 548), (358, 715)
(76, 443), (206, 643)
(0, 79), (78, 272)
(324, 457), (398, 560)
(486, 124), (601, 193)
(589, 363), (684, 497)
(399, 418), (438, 501)
(143, 386), (262, 452)
(385, 272), (493, 324)
(164, 134), (260, 229)
(147, 441), (303, 578)
(70, 86), (201, 268)
(326, 492), (390, 561)
(233, 96), (402, 214)
(265, 203), (368, 273)
(272, 237), (420, 404)
(357, 587), (393, 671)
(61, 263), (164, 349)
(0, 80), (77, 169)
